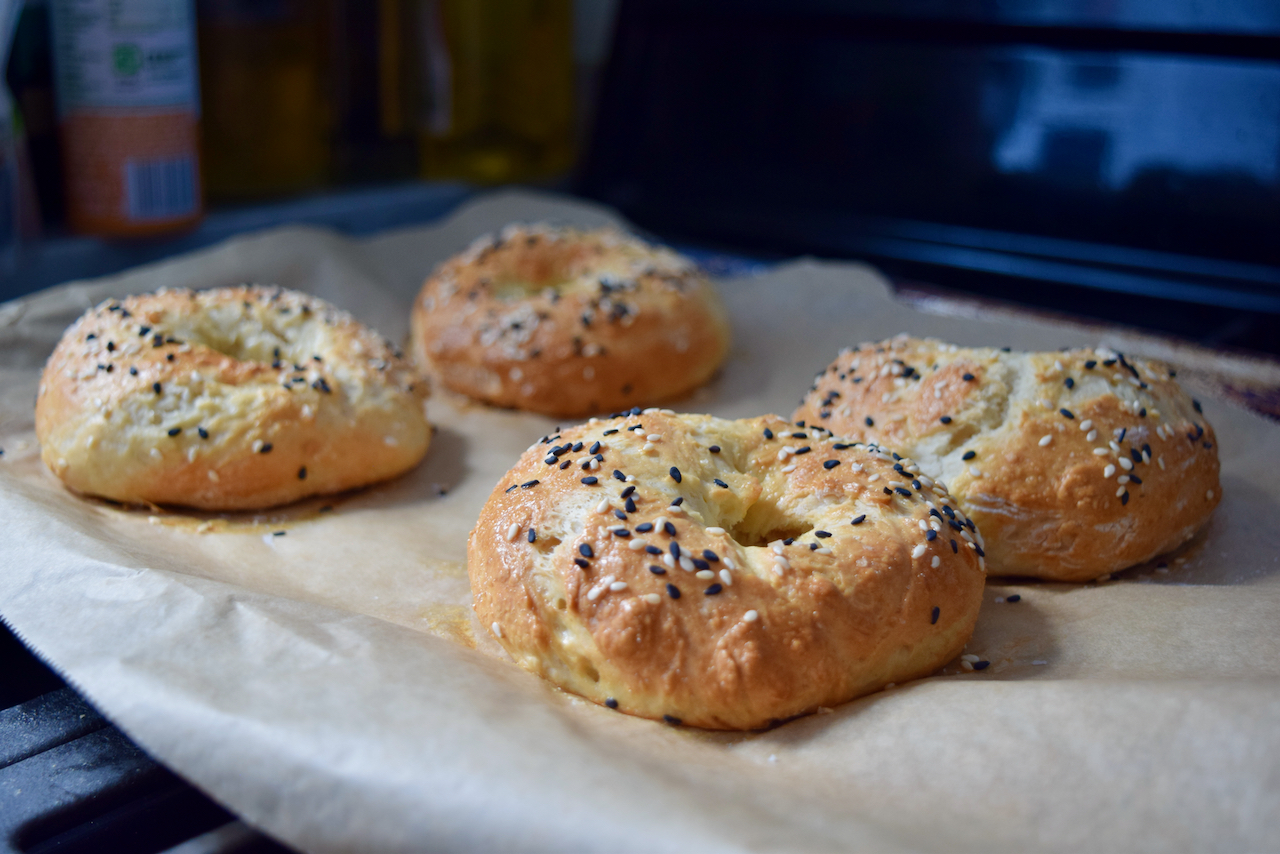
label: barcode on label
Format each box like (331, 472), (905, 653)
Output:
(124, 157), (197, 221)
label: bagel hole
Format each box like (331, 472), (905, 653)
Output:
(554, 597), (567, 611)
(582, 663), (600, 683)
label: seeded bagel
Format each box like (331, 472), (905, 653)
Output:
(793, 336), (1221, 581)
(468, 409), (985, 730)
(410, 224), (730, 417)
(36, 285), (430, 509)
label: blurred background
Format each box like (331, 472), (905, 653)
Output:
(0, 0), (1277, 355)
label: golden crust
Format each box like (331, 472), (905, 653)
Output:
(409, 225), (730, 417)
(468, 410), (985, 730)
(36, 285), (430, 510)
(793, 336), (1221, 581)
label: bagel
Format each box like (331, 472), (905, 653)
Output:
(409, 224), (730, 417)
(36, 285), (430, 510)
(468, 409), (985, 730)
(793, 336), (1221, 582)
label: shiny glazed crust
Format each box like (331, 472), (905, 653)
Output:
(409, 225), (731, 417)
(36, 286), (430, 510)
(793, 336), (1221, 581)
(468, 410), (985, 730)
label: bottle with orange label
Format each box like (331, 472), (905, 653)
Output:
(50, 0), (202, 237)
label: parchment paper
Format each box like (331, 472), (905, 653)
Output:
(2, 190), (1279, 853)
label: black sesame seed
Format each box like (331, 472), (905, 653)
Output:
(703, 550), (719, 562)
(138, 326), (150, 336)
(625, 498), (637, 513)
(197, 427), (208, 439)
(613, 509), (627, 521)
(895, 487), (912, 497)
(1001, 347), (1011, 352)
(646, 545), (662, 555)
(544, 456), (557, 465)
(794, 447), (810, 455)
(603, 429), (618, 435)
(815, 530), (831, 538)
(709, 445), (721, 453)
(943, 505), (955, 519)
(1131, 448), (1143, 464)
(166, 353), (175, 362)
(663, 521), (677, 536)
(152, 382), (162, 394)
(692, 558), (710, 570)
(809, 543), (819, 551)
(926, 529), (937, 541)
(636, 523), (654, 533)
(823, 460), (840, 470)
(298, 467), (307, 480)
(663, 715), (682, 726)
(671, 497), (684, 506)
(260, 443), (273, 453)
(833, 443), (850, 450)
(167, 427), (181, 436)
(1193, 399), (1202, 414)
(129, 366), (138, 376)
(649, 565), (666, 574)
(783, 538), (794, 546)
(579, 544), (594, 558)
(962, 450), (976, 460)
(313, 378), (331, 394)
(1139, 408), (1147, 418)
(1084, 360), (1096, 369)
(612, 469), (625, 482)
(704, 584), (723, 595)
(1118, 428), (1127, 443)
(974, 545), (985, 557)
(666, 584), (681, 600)
(505, 484), (519, 492)
(763, 428), (774, 439)
(931, 606), (940, 624)
(1060, 408), (1074, 419)
(559, 460), (571, 469)
(1064, 377), (1075, 389)
(621, 484), (635, 498)
(574, 558), (589, 568)
(521, 480), (539, 488)
(1007, 594), (1021, 603)
(582, 476), (599, 485)
(865, 417), (875, 427)
(940, 416), (953, 424)
(669, 466), (682, 483)
(912, 480), (922, 490)
(1121, 491), (1130, 505)
(669, 542), (681, 558)
(951, 539), (959, 553)
(962, 373), (975, 381)
(605, 698), (618, 709)
(973, 661), (990, 671)
(851, 514), (866, 525)
(714, 478), (729, 487)
(589, 441), (601, 454)
(106, 341), (115, 351)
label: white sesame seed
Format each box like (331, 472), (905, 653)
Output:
(1207, 490), (1214, 500)
(724, 558), (736, 570)
(647, 433), (662, 442)
(1054, 360), (1064, 371)
(643, 443), (655, 451)
(744, 610), (759, 622)
(912, 544), (927, 559)
(1093, 447), (1110, 456)
(918, 520), (929, 531)
(1086, 430), (1098, 442)
(816, 547), (832, 555)
(1104, 464), (1116, 477)
(505, 523), (519, 541)
(589, 459), (600, 470)
(773, 555), (791, 570)
(931, 555), (941, 568)
(707, 526), (725, 534)
(252, 439), (264, 453)
(586, 588), (601, 601)
(1119, 457), (1133, 471)
(1116, 486), (1127, 497)
(961, 654), (980, 663)
(772, 543), (785, 554)
(1079, 419), (1093, 431)
(881, 392), (892, 402)
(491, 622), (503, 638)
(1039, 435), (1053, 447)
(969, 466), (982, 477)
(597, 499), (612, 514)
(1142, 450), (1151, 463)
(1117, 475), (1130, 484)
(720, 569), (733, 585)
(1158, 456), (1166, 470)
(150, 448), (162, 459)
(663, 553), (675, 568)
(610, 581), (628, 592)
(207, 470), (219, 482)
(679, 556), (695, 572)
(628, 539), (647, 550)
(654, 516), (667, 529)
(696, 570), (714, 580)
(868, 473), (880, 482)
(1039, 399), (1052, 409)
(850, 463), (864, 472)
(644, 593), (661, 604)
(1110, 440), (1122, 452)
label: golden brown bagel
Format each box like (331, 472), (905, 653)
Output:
(36, 285), (430, 510)
(793, 336), (1220, 581)
(468, 410), (985, 730)
(409, 224), (730, 417)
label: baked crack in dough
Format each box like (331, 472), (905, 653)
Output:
(36, 285), (430, 509)
(793, 336), (1220, 581)
(469, 410), (985, 730)
(410, 224), (730, 417)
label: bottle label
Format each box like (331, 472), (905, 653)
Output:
(50, 0), (198, 115)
